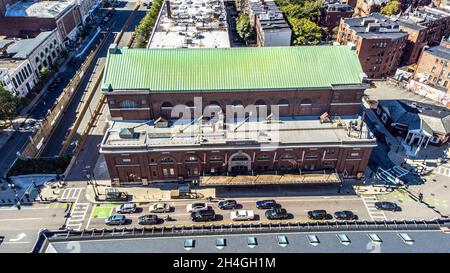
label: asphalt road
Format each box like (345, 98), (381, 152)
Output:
(0, 204), (67, 253)
(82, 196), (371, 230)
(40, 2), (145, 157)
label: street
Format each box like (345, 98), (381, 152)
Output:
(0, 203), (67, 253)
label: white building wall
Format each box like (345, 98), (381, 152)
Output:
(0, 60), (39, 97)
(75, 0), (100, 22)
(29, 30), (65, 78)
(263, 29), (292, 46)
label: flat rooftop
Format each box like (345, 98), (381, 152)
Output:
(5, 1), (74, 18)
(343, 14), (410, 40)
(148, 0), (230, 48)
(0, 59), (27, 74)
(102, 46), (365, 92)
(101, 116), (375, 152)
(43, 229), (450, 253)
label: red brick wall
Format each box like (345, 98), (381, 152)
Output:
(415, 50), (450, 93)
(104, 146), (373, 183)
(0, 17), (56, 37)
(106, 88), (364, 120)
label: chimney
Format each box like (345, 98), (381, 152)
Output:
(166, 1), (172, 18)
(108, 43), (118, 54)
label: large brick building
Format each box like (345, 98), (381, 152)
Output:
(100, 46), (376, 185)
(337, 14), (409, 78)
(0, 0), (82, 43)
(414, 36), (450, 94)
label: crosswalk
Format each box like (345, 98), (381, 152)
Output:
(66, 203), (90, 230)
(361, 195), (387, 221)
(59, 188), (83, 201)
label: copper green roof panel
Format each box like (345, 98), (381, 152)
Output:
(102, 46), (364, 92)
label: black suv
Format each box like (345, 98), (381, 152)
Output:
(265, 208), (288, 220)
(256, 200), (280, 209)
(191, 209), (216, 222)
(137, 214), (158, 225)
(307, 210), (329, 220)
(334, 210), (358, 220)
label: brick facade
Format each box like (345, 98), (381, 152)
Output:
(104, 146), (372, 183)
(105, 88), (365, 121)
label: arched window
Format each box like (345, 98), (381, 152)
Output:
(185, 156), (199, 163)
(119, 100), (138, 108)
(161, 101), (173, 108)
(209, 101), (220, 106)
(255, 99), (266, 106)
(160, 157), (174, 163)
(300, 98), (312, 105)
(280, 153), (296, 161)
(209, 155), (223, 162)
(35, 57), (40, 63)
(231, 155), (249, 161)
(186, 101), (194, 108)
(232, 100), (243, 106)
(278, 99), (289, 106)
(257, 154), (271, 161)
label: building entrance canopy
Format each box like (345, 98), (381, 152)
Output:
(199, 172), (341, 186)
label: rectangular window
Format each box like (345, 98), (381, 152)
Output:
(337, 234), (351, 245)
(368, 234), (382, 244)
(122, 158), (131, 163)
(307, 235), (320, 246)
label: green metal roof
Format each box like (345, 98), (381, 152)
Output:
(102, 46), (364, 92)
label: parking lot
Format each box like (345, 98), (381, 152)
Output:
(83, 196), (378, 229)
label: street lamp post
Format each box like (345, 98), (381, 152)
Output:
(7, 179), (21, 210)
(32, 180), (43, 201)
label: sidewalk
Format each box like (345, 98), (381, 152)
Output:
(0, 15), (106, 152)
(84, 180), (216, 204)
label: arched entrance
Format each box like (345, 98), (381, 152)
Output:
(228, 152), (251, 174)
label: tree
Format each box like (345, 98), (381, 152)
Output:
(278, 0), (324, 23)
(380, 1), (401, 16)
(40, 67), (50, 80)
(236, 13), (253, 43)
(0, 86), (19, 126)
(290, 18), (322, 45)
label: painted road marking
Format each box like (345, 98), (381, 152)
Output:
(361, 195), (386, 221)
(0, 217), (42, 221)
(59, 188), (83, 201)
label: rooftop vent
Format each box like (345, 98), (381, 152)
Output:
(247, 237), (257, 248)
(215, 238), (226, 249)
(119, 128), (138, 139)
(337, 234), (351, 246)
(277, 235), (289, 247)
(307, 235), (320, 246)
(368, 233), (383, 244)
(184, 239), (195, 250)
(398, 233), (414, 245)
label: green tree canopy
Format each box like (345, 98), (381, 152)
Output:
(134, 0), (164, 48)
(380, 1), (401, 16)
(0, 86), (19, 125)
(290, 18), (322, 45)
(236, 13), (253, 43)
(278, 0), (324, 23)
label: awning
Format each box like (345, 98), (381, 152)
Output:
(200, 173), (341, 186)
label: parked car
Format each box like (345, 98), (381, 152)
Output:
(191, 209), (216, 222)
(334, 210), (358, 220)
(149, 202), (171, 213)
(48, 83), (57, 91)
(115, 203), (137, 214)
(256, 200), (279, 210)
(375, 202), (401, 211)
(105, 214), (126, 225)
(265, 208), (288, 220)
(307, 210), (329, 220)
(231, 210), (255, 221)
(218, 200), (238, 210)
(137, 214), (158, 225)
(186, 203), (208, 213)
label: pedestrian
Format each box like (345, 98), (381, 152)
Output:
(419, 193), (423, 203)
